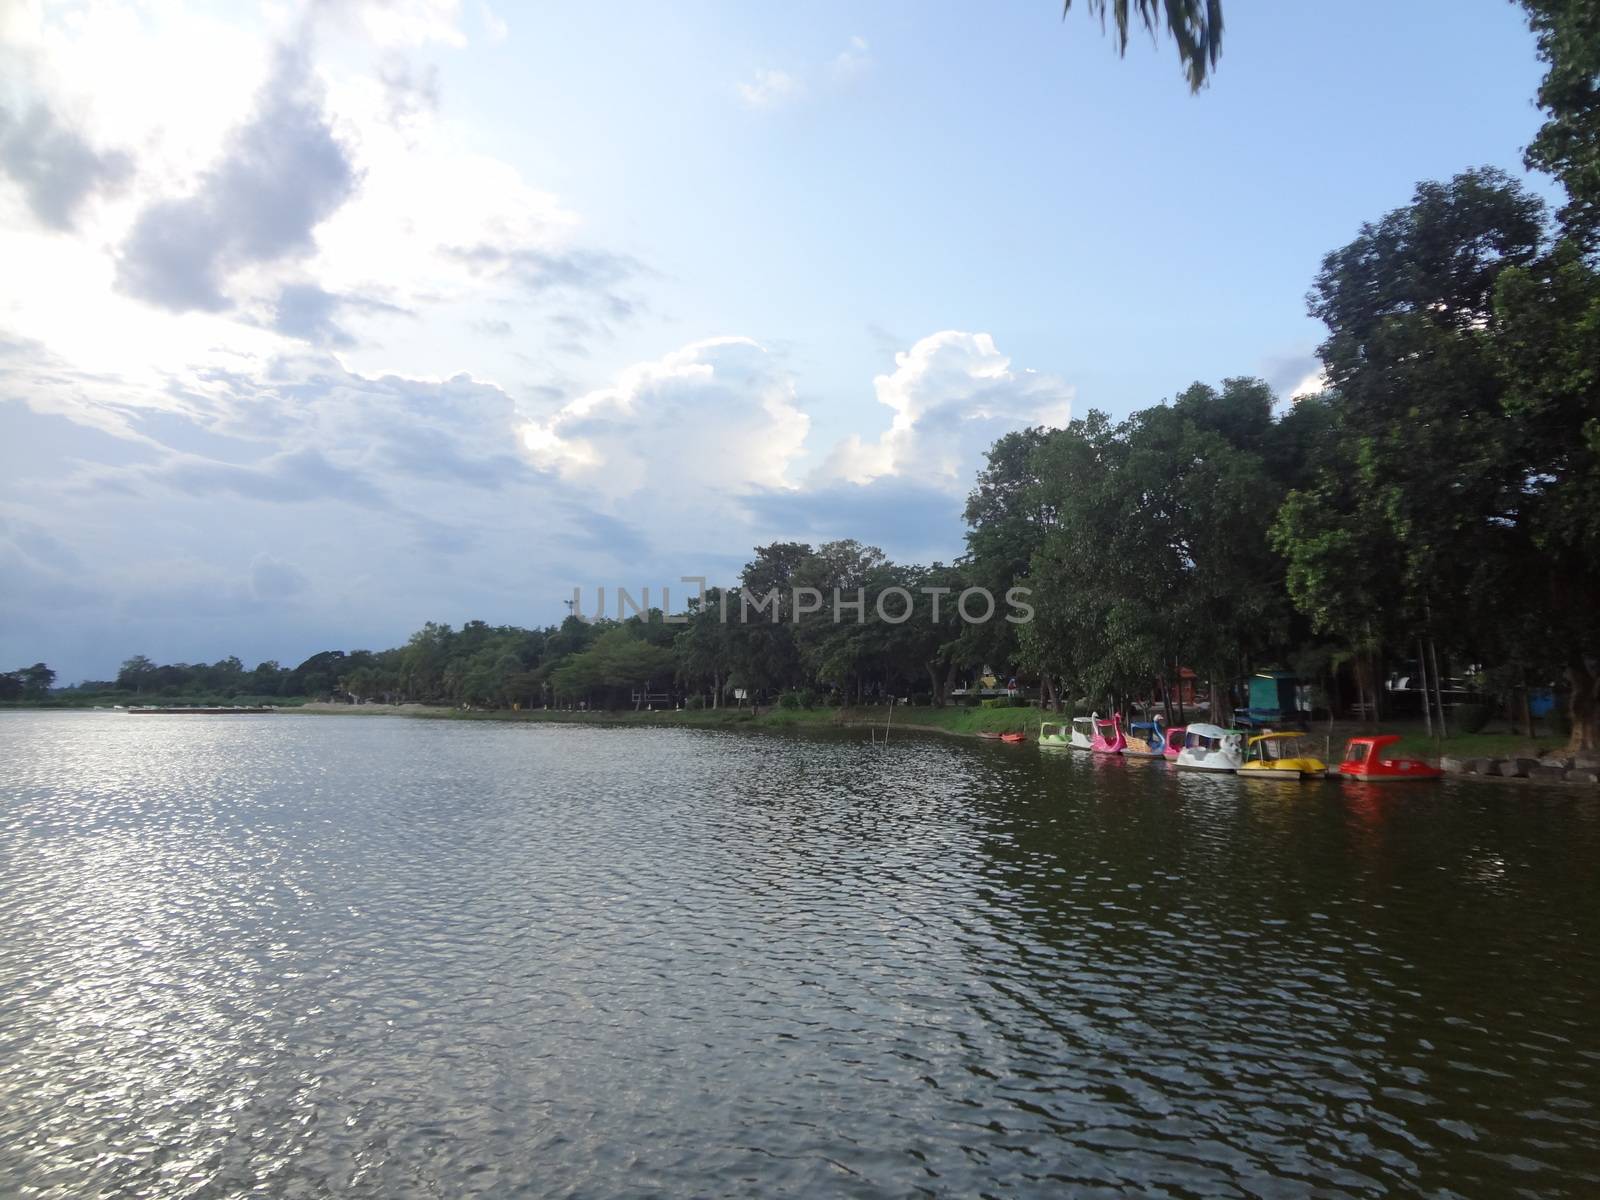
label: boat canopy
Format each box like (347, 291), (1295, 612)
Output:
(1248, 731), (1306, 759)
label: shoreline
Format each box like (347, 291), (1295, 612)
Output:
(7, 702), (1591, 787)
(287, 703), (1599, 787)
(291, 700), (1000, 741)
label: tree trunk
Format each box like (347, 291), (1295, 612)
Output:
(1416, 639), (1432, 738)
(1427, 637), (1447, 739)
(1568, 658), (1599, 752)
(1354, 653), (1380, 729)
(942, 661), (958, 708)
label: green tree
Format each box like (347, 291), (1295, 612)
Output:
(1312, 172), (1542, 600)
(962, 427), (1055, 693)
(550, 627), (676, 708)
(725, 542), (810, 700)
(1495, 242), (1600, 747)
(117, 654), (156, 694)
(1272, 454), (1405, 721)
(1522, 0), (1600, 249)
(675, 588), (734, 707)
(16, 662), (56, 698)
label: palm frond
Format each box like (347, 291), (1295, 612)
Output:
(1061, 0), (1224, 92)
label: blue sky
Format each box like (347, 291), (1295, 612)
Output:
(0, 0), (1555, 680)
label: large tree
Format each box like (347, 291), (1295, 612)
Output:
(1306, 169), (1545, 628)
(1287, 166), (1600, 746)
(962, 427), (1056, 692)
(1495, 243), (1600, 747)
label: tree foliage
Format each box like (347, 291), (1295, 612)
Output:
(1061, 0), (1224, 91)
(1523, 0), (1600, 249)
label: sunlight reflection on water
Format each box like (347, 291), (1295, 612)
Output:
(2, 711), (1598, 1198)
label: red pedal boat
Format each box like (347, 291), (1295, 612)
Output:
(1000, 732), (1026, 744)
(1336, 735), (1442, 782)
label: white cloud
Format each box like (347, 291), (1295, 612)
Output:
(736, 69), (803, 109)
(519, 337), (809, 494)
(0, 0), (640, 391)
(116, 40), (357, 313)
(815, 331), (1072, 490)
(737, 36), (871, 110)
(831, 36), (871, 81)
(314, 0), (468, 49)
(480, 3), (509, 45)
(1289, 368), (1327, 399)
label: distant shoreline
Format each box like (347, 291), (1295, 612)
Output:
(286, 703), (1596, 784)
(291, 700), (995, 741)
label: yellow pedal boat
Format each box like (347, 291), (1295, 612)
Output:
(1238, 731), (1328, 780)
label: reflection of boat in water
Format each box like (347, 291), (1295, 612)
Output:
(1239, 731), (1328, 780)
(1090, 712), (1126, 754)
(1336, 735), (1441, 782)
(1176, 723), (1245, 772)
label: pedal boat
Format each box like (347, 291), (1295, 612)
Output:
(1239, 731), (1328, 780)
(1041, 716), (1096, 750)
(1336, 735), (1442, 782)
(1038, 721), (1073, 748)
(1090, 711), (1126, 754)
(1175, 722), (1246, 772)
(1162, 725), (1186, 761)
(1124, 715), (1167, 758)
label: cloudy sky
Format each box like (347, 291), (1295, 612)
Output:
(0, 0), (1549, 680)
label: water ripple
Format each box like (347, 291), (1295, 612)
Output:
(1, 711), (1598, 1197)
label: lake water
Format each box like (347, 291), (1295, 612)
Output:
(2, 711), (1598, 1198)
